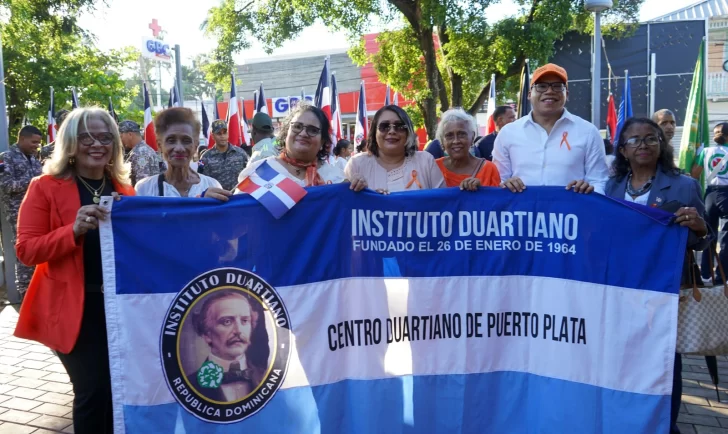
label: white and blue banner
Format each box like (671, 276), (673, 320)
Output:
(100, 185), (686, 433)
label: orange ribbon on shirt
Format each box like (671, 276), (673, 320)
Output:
(560, 132), (571, 151)
(405, 170), (422, 189)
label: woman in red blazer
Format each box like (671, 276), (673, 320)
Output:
(15, 107), (135, 434)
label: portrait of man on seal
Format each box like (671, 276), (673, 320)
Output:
(184, 288), (270, 403)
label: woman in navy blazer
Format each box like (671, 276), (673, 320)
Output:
(606, 117), (712, 434)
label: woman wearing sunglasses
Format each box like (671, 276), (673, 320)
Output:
(345, 105), (444, 194)
(14, 108), (135, 433)
(237, 103), (367, 190)
(605, 117), (711, 434)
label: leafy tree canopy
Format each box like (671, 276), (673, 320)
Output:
(205, 0), (643, 136)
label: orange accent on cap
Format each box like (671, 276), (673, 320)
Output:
(531, 63), (568, 86)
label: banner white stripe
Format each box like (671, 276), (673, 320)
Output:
(111, 276), (676, 407)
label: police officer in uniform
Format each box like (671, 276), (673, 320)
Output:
(200, 120), (249, 191)
(119, 120), (162, 186)
(0, 126), (43, 298)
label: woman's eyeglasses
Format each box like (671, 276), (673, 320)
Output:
(78, 132), (114, 146)
(377, 122), (408, 133)
(290, 122), (321, 137)
(624, 135), (660, 149)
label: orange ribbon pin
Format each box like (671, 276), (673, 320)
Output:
(560, 132), (571, 151)
(405, 170), (422, 189)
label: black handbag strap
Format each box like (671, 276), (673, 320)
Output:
(157, 173), (165, 197)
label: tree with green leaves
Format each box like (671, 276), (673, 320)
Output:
(2, 0), (139, 138)
(204, 0), (642, 138)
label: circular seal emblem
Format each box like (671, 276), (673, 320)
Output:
(160, 268), (291, 423)
(710, 154), (728, 176)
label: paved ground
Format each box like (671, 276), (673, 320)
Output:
(0, 307), (727, 433)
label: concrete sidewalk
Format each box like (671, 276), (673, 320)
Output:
(0, 307), (727, 433)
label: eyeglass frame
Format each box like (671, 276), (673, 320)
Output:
(77, 132), (115, 146)
(623, 135), (661, 149)
(531, 82), (567, 93)
(290, 122), (322, 137)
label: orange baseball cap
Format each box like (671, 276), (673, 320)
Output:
(531, 63), (568, 86)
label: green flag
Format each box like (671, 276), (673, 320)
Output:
(678, 40), (709, 191)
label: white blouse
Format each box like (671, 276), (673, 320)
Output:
(135, 173), (222, 197)
(236, 156), (346, 191)
(623, 191), (649, 206)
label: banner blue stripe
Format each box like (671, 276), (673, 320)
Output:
(109, 186), (686, 296)
(122, 371), (669, 433)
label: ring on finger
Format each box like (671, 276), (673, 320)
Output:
(85, 216), (92, 223)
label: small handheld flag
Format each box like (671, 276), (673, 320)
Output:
(385, 84), (391, 106)
(354, 81), (368, 152)
(237, 161), (307, 219)
(606, 94), (617, 144)
(242, 101), (251, 146)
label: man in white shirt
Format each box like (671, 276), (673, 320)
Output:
(493, 63), (609, 194)
(692, 122), (728, 282)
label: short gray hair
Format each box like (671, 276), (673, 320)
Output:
(436, 108), (478, 143)
(652, 109), (675, 122)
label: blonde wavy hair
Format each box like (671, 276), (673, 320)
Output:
(44, 107), (130, 186)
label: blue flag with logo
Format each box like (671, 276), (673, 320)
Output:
(100, 185), (685, 433)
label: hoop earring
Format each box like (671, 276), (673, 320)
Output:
(69, 157), (75, 165)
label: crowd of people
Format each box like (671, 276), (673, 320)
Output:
(0, 62), (715, 434)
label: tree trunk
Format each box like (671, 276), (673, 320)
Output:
(416, 27), (442, 139)
(437, 26), (463, 108)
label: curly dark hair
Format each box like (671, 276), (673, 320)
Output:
(367, 105), (418, 158)
(275, 102), (331, 163)
(612, 117), (680, 181)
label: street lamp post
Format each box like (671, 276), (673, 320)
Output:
(586, 0), (612, 127)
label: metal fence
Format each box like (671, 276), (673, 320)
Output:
(551, 20), (706, 129)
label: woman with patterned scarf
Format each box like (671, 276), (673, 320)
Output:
(236, 103), (367, 191)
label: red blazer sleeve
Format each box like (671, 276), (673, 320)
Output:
(16, 178), (79, 266)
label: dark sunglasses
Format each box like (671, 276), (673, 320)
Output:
(377, 122), (408, 133)
(78, 132), (114, 146)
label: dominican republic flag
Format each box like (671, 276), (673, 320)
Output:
(227, 73), (242, 147)
(330, 74), (342, 145)
(108, 97), (118, 123)
(47, 87), (56, 143)
(485, 74), (497, 134)
(615, 70), (633, 153)
(71, 87), (80, 109)
(392, 91), (399, 106)
(237, 161), (307, 219)
(100, 186), (683, 434)
(242, 100), (251, 146)
(384, 84), (391, 106)
(257, 83), (268, 116)
(314, 57), (332, 121)
(354, 81), (368, 151)
(143, 83), (157, 151)
(208, 101), (221, 149)
(606, 94), (618, 144)
(253, 91), (258, 116)
(201, 102), (210, 140)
